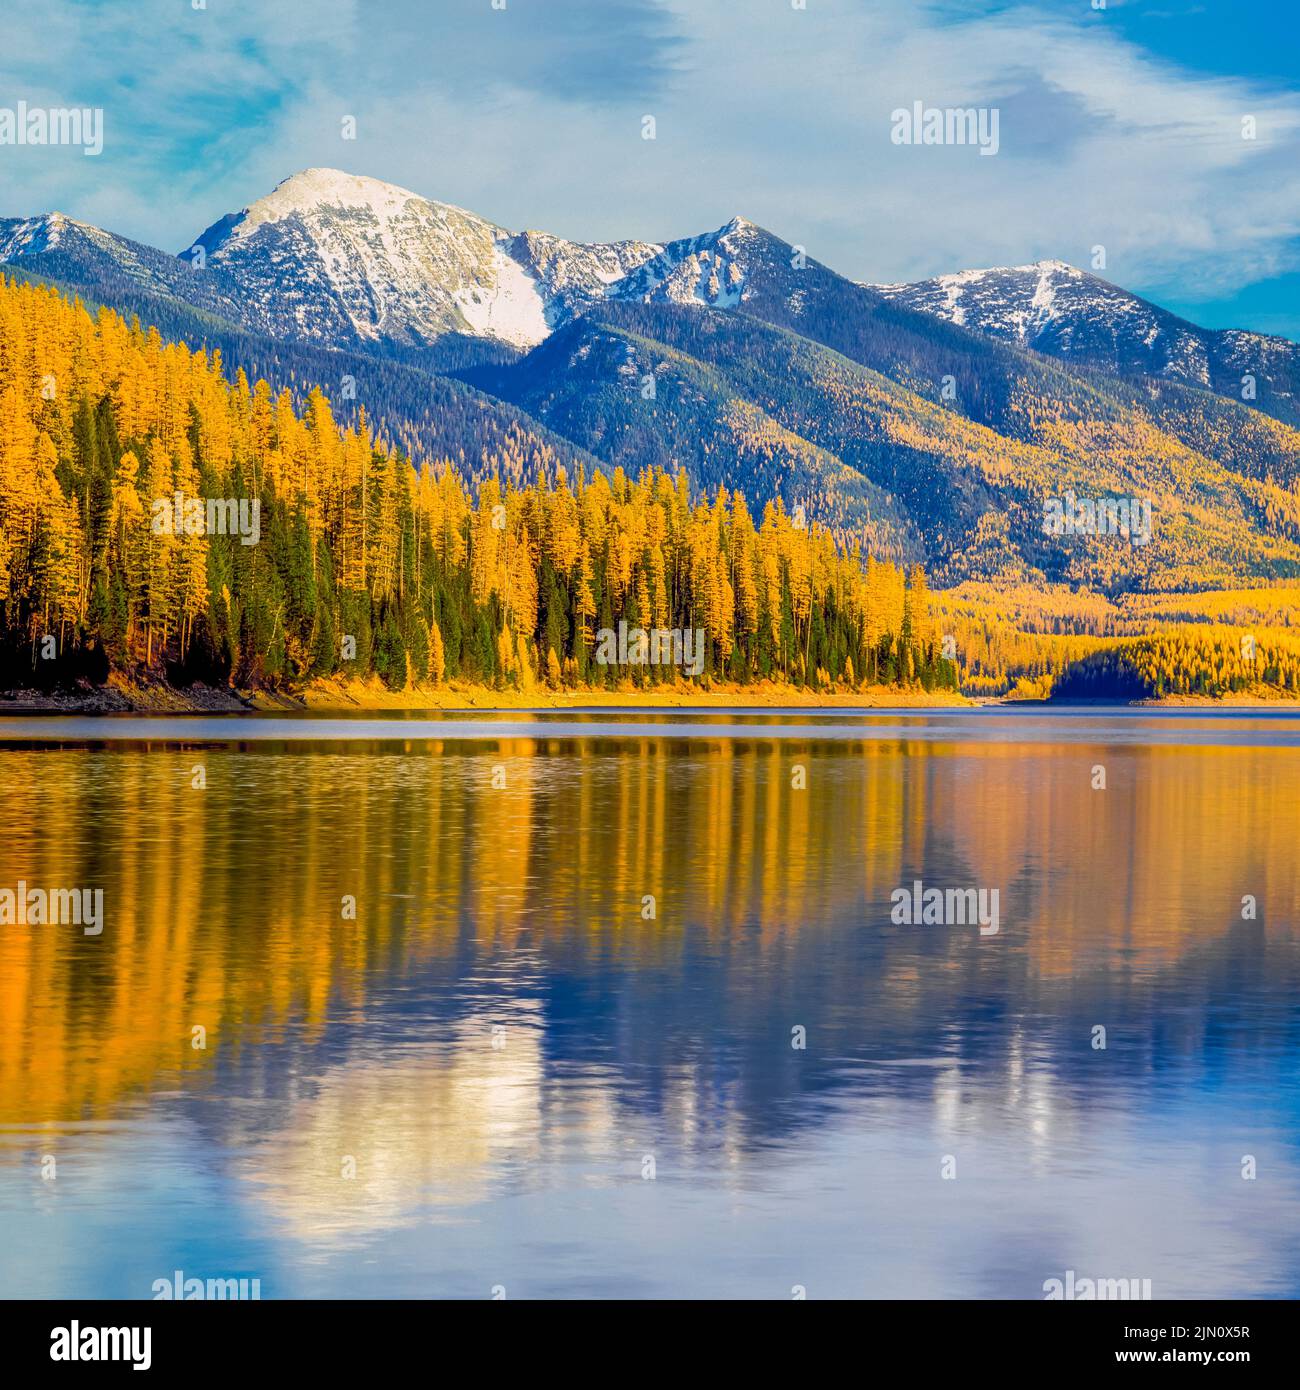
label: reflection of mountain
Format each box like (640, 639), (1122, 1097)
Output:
(1, 732), (1298, 1166)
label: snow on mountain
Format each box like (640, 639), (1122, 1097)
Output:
(509, 228), (664, 309)
(0, 210), (253, 324)
(608, 217), (755, 310)
(1, 184), (765, 361)
(872, 259), (1190, 356)
(0, 211), (72, 260)
(0, 211), (153, 268)
(188, 168), (663, 350)
(869, 258), (1299, 411)
(452, 245), (549, 347)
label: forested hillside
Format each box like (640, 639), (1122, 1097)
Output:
(1052, 629), (1300, 700)
(0, 275), (952, 696)
(461, 291), (1300, 592)
(0, 263), (578, 479)
(932, 580), (1300, 699)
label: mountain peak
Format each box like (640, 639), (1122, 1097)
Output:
(867, 255), (1299, 405)
(236, 167), (430, 231)
(0, 209), (95, 261)
(181, 168), (670, 351)
(927, 257), (1084, 285)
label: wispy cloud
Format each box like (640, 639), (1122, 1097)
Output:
(1, 0), (1297, 332)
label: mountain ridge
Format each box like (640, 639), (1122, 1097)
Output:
(872, 258), (1300, 425)
(3, 167), (1294, 392)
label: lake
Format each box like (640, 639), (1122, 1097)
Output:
(1, 708), (1297, 1299)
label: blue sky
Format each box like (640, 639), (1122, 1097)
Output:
(2, 0), (1299, 337)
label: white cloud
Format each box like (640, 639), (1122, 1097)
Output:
(1, 0), (1297, 317)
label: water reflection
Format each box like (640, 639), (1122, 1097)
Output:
(0, 716), (1298, 1297)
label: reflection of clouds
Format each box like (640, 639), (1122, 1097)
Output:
(1003, 1032), (1057, 1159)
(247, 1076), (1300, 1298)
(237, 1015), (547, 1246)
(753, 1097), (1300, 1298)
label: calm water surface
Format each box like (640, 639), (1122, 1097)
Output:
(0, 708), (1297, 1298)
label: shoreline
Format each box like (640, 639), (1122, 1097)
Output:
(279, 677), (973, 713)
(0, 677), (970, 715)
(3, 676), (1300, 715)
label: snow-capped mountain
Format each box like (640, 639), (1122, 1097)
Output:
(0, 212), (69, 261)
(0, 169), (779, 366)
(188, 168), (663, 350)
(872, 259), (1300, 421)
(0, 210), (256, 328)
(176, 170), (784, 355)
(3, 168), (1296, 429)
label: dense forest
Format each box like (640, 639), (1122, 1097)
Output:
(1051, 628), (1300, 701)
(5, 273), (1299, 705)
(0, 275), (956, 695)
(933, 581), (1300, 699)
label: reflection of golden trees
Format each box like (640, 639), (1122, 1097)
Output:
(1, 735), (1297, 1129)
